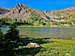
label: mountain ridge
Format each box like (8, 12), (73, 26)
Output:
(0, 4), (75, 27)
(0, 3), (74, 19)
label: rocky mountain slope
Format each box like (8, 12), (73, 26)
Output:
(0, 4), (47, 20)
(44, 7), (75, 27)
(0, 3), (75, 27)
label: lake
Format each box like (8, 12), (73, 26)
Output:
(1, 27), (75, 39)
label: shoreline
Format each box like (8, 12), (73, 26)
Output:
(1, 25), (75, 28)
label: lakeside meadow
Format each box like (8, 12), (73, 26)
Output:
(0, 24), (75, 56)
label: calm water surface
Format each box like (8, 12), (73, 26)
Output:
(1, 27), (75, 39)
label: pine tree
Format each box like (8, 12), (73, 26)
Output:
(4, 24), (20, 56)
(0, 28), (6, 55)
(0, 29), (4, 40)
(5, 24), (20, 41)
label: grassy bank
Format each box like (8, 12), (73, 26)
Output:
(36, 38), (75, 56)
(12, 37), (75, 56)
(18, 25), (75, 28)
(56, 25), (75, 28)
(1, 25), (75, 28)
(18, 25), (50, 27)
(1, 25), (50, 28)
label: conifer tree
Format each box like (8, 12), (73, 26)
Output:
(5, 24), (20, 56)
(5, 24), (20, 41)
(0, 29), (3, 40)
(0, 28), (6, 55)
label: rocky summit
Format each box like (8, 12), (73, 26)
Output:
(0, 4), (75, 27)
(0, 3), (47, 20)
(0, 3), (74, 20)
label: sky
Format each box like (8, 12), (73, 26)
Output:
(0, 0), (75, 11)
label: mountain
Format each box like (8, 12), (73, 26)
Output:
(0, 4), (47, 20)
(44, 7), (75, 27)
(0, 4), (75, 27)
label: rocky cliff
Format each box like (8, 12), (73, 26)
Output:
(0, 4), (75, 27)
(0, 4), (47, 20)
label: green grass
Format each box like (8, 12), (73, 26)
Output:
(11, 37), (75, 56)
(18, 25), (75, 28)
(55, 25), (75, 28)
(35, 38), (75, 56)
(1, 25), (50, 27)
(18, 25), (50, 27)
(1, 24), (75, 28)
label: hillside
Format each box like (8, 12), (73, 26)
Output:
(44, 7), (75, 27)
(0, 4), (47, 20)
(0, 4), (75, 27)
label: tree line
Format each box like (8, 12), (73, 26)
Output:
(0, 14), (50, 27)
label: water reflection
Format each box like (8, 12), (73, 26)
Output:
(1, 27), (75, 39)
